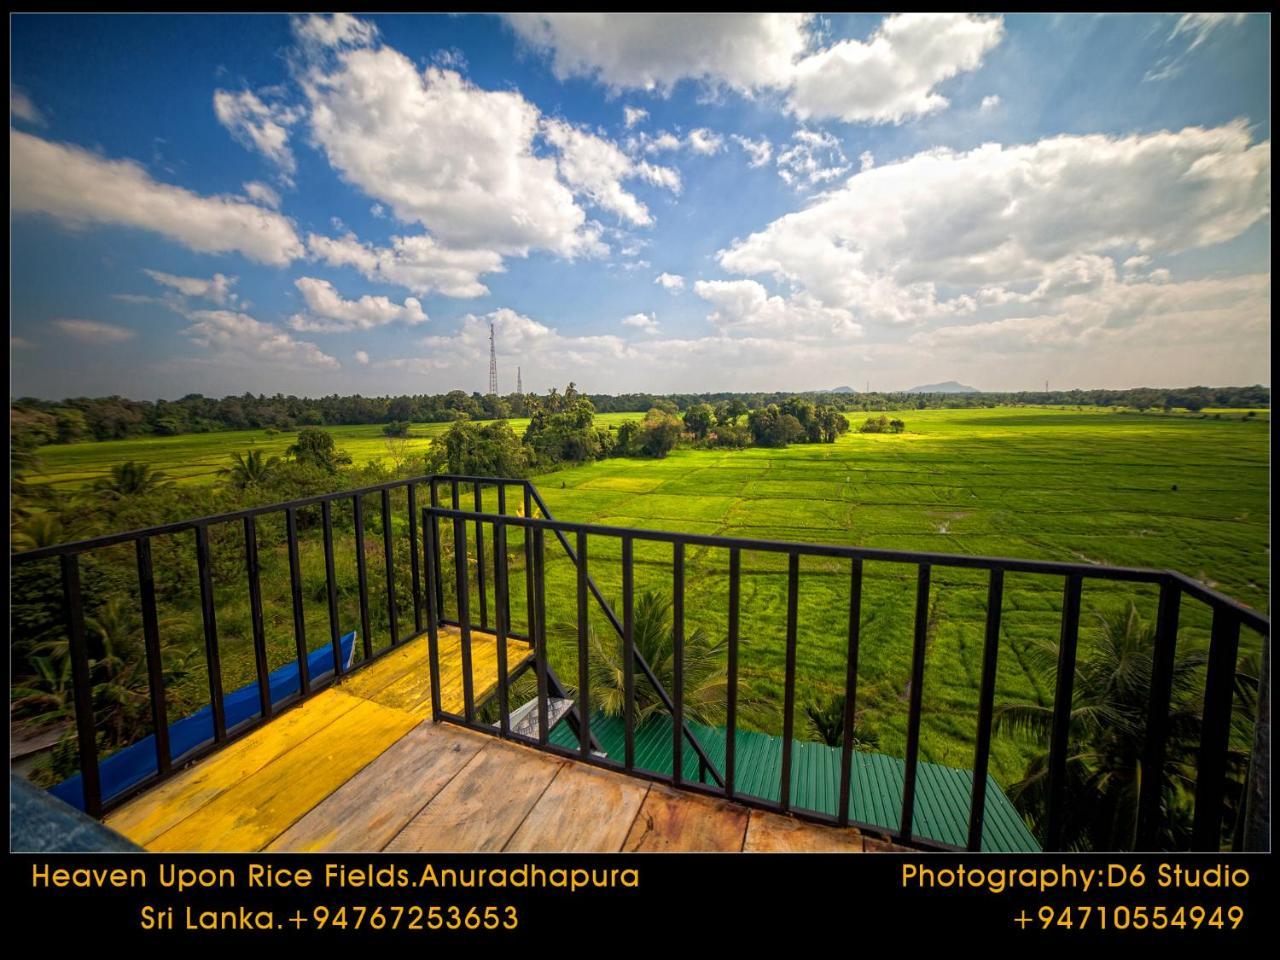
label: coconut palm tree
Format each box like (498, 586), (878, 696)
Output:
(217, 449), (281, 489)
(11, 512), (64, 551)
(994, 601), (1210, 850)
(11, 655), (73, 728)
(804, 692), (880, 751)
(588, 590), (742, 727)
(93, 461), (171, 498)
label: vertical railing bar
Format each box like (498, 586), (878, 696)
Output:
(135, 536), (172, 774)
(899, 563), (931, 843)
(523, 484), (536, 641)
(1192, 606), (1242, 850)
(424, 507), (443, 721)
(498, 484), (512, 637)
(321, 500), (343, 676)
(967, 566), (1004, 851)
(623, 535), (636, 770)
(429, 480), (445, 620)
(838, 556), (863, 827)
(494, 518), (511, 737)
(195, 524), (227, 740)
(726, 546), (740, 799)
(1137, 577), (1182, 849)
(453, 516), (475, 722)
(534, 527), (550, 745)
(1045, 572), (1084, 851)
(285, 508), (310, 697)
(61, 553), (102, 817)
(408, 483), (423, 634)
(672, 541), (685, 785)
(474, 481), (489, 632)
(241, 517), (271, 720)
(780, 551), (800, 811)
(352, 495), (373, 661)
(576, 529), (591, 757)
(381, 487), (399, 646)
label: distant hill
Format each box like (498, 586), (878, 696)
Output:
(829, 386), (857, 393)
(906, 381), (980, 394)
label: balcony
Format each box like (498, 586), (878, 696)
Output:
(11, 475), (1271, 853)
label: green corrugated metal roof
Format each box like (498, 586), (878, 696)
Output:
(551, 712), (1040, 852)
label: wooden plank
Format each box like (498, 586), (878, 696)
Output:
(743, 810), (865, 852)
(623, 783), (749, 852)
(505, 762), (650, 853)
(337, 642), (423, 700)
(146, 696), (419, 852)
(386, 738), (564, 852)
(268, 722), (489, 852)
(105, 689), (362, 845)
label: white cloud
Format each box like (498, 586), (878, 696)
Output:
(290, 12), (379, 51)
(288, 277), (429, 332)
(11, 336), (35, 350)
(541, 117), (679, 225)
(623, 105), (648, 128)
(621, 311), (659, 332)
(654, 272), (685, 292)
(979, 94), (1001, 112)
(788, 14), (1004, 124)
(307, 231), (503, 298)
(353, 349), (370, 365)
(11, 129), (305, 265)
(11, 88), (45, 125)
(301, 45), (605, 261)
(184, 309), (339, 369)
(719, 122), (1271, 325)
(212, 89), (302, 179)
(509, 13), (1003, 127)
(695, 279), (863, 338)
(143, 269), (238, 305)
(507, 13), (811, 93)
(243, 180), (282, 209)
(54, 319), (135, 343)
(776, 129), (851, 189)
(732, 135), (773, 168)
(859, 150), (875, 171)
(1169, 13), (1247, 51)
(686, 128), (723, 155)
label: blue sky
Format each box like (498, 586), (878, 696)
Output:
(9, 13), (1271, 399)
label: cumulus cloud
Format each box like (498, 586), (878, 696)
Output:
(184, 309), (338, 369)
(307, 231), (503, 299)
(288, 277), (429, 332)
(506, 13), (811, 93)
(213, 89), (302, 178)
(775, 129), (851, 189)
(623, 105), (648, 127)
(290, 12), (379, 50)
(243, 180), (282, 208)
(695, 279), (862, 338)
(542, 117), (680, 225)
(11, 88), (44, 125)
(54, 319), (135, 343)
(654, 272), (685, 292)
(719, 122), (1271, 325)
(686, 128), (723, 155)
(732, 135), (773, 168)
(353, 349), (370, 365)
(509, 13), (1003, 126)
(11, 129), (305, 265)
(143, 269), (238, 305)
(621, 311), (659, 332)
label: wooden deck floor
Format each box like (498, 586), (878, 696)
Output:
(107, 628), (902, 853)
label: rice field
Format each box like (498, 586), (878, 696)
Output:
(16, 405), (1271, 826)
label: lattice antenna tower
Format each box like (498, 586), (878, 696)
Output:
(488, 321), (498, 395)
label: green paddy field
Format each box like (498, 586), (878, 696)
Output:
(19, 406), (1271, 820)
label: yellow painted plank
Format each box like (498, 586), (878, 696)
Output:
(105, 689), (362, 845)
(386, 738), (564, 852)
(267, 722), (489, 852)
(504, 762), (650, 853)
(147, 696), (419, 852)
(337, 643), (423, 700)
(743, 811), (866, 852)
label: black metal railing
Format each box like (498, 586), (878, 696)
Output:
(421, 500), (1271, 853)
(12, 473), (1271, 853)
